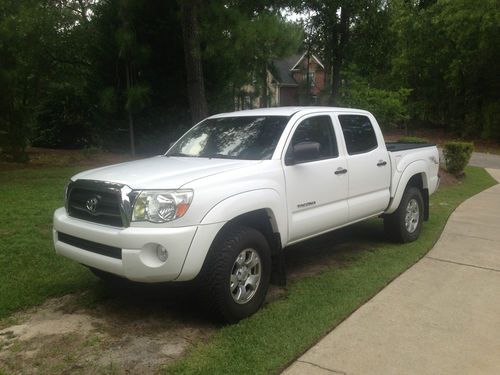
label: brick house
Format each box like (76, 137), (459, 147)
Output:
(236, 53), (326, 109)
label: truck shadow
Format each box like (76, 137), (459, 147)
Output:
(284, 218), (386, 283)
(84, 217), (387, 318)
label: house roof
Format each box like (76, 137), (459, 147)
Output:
(290, 52), (325, 70)
(271, 54), (302, 86)
(270, 53), (325, 86)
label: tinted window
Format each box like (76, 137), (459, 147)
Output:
(339, 115), (378, 155)
(166, 116), (288, 160)
(289, 115), (338, 159)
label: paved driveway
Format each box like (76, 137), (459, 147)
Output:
(469, 152), (500, 169)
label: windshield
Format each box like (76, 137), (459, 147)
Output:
(166, 116), (289, 160)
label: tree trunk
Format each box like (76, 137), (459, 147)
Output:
(331, 6), (350, 106)
(305, 51), (311, 104)
(127, 110), (136, 156)
(331, 62), (341, 105)
(125, 62), (135, 156)
(259, 63), (268, 108)
(322, 38), (332, 105)
(180, 0), (208, 124)
(327, 21), (338, 105)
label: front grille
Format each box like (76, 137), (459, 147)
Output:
(58, 232), (122, 259)
(67, 183), (123, 227)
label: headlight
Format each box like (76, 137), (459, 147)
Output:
(132, 190), (193, 223)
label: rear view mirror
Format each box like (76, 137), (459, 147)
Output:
(285, 141), (321, 165)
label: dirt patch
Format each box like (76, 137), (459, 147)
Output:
(0, 290), (216, 375)
(438, 167), (460, 188)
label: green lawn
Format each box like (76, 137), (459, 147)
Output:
(0, 167), (97, 319)
(165, 166), (497, 375)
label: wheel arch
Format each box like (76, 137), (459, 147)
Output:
(200, 189), (287, 246)
(213, 209), (281, 255)
(386, 161), (430, 219)
(200, 189), (288, 286)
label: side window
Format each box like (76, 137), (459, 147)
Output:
(338, 115), (378, 155)
(290, 115), (338, 160)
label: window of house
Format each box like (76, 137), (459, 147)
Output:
(338, 115), (378, 155)
(302, 71), (315, 87)
(288, 115), (338, 160)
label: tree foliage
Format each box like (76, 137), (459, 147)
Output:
(391, 0), (500, 137)
(338, 73), (411, 128)
(200, 3), (302, 110)
(0, 0), (303, 159)
(0, 0), (498, 161)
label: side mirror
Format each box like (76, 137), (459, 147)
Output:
(285, 141), (321, 165)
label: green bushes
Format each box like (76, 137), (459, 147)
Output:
(338, 73), (411, 129)
(443, 141), (474, 176)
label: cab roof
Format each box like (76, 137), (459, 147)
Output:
(209, 106), (370, 118)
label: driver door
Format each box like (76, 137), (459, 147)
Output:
(283, 114), (349, 243)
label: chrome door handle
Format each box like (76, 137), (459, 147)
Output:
(335, 168), (348, 175)
(377, 160), (387, 167)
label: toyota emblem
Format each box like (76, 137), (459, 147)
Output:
(85, 197), (99, 214)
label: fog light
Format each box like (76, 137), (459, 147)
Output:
(156, 245), (168, 262)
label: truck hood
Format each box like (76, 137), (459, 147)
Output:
(71, 156), (261, 189)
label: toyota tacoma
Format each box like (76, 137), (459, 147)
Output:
(53, 107), (440, 322)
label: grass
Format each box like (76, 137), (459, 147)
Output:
(0, 167), (97, 319)
(164, 166), (496, 375)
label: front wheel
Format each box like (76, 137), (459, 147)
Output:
(202, 226), (271, 323)
(384, 186), (424, 243)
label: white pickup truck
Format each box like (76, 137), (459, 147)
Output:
(53, 107), (439, 322)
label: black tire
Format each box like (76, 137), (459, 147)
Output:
(202, 225), (271, 323)
(384, 186), (424, 243)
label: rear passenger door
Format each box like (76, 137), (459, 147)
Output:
(336, 114), (391, 221)
(283, 114), (349, 243)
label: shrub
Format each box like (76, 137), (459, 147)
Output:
(338, 73), (411, 129)
(397, 136), (428, 144)
(443, 141), (474, 176)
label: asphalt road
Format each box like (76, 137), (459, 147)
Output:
(469, 152), (500, 169)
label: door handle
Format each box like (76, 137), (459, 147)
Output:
(335, 167), (348, 175)
(377, 160), (387, 167)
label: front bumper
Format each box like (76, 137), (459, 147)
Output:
(53, 208), (220, 282)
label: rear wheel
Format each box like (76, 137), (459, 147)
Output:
(202, 226), (271, 323)
(384, 186), (424, 243)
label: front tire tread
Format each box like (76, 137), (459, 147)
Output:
(202, 225), (271, 323)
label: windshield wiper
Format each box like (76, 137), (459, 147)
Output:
(166, 152), (192, 157)
(207, 154), (237, 159)
(166, 152), (237, 159)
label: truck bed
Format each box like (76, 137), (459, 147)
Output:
(385, 142), (436, 152)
